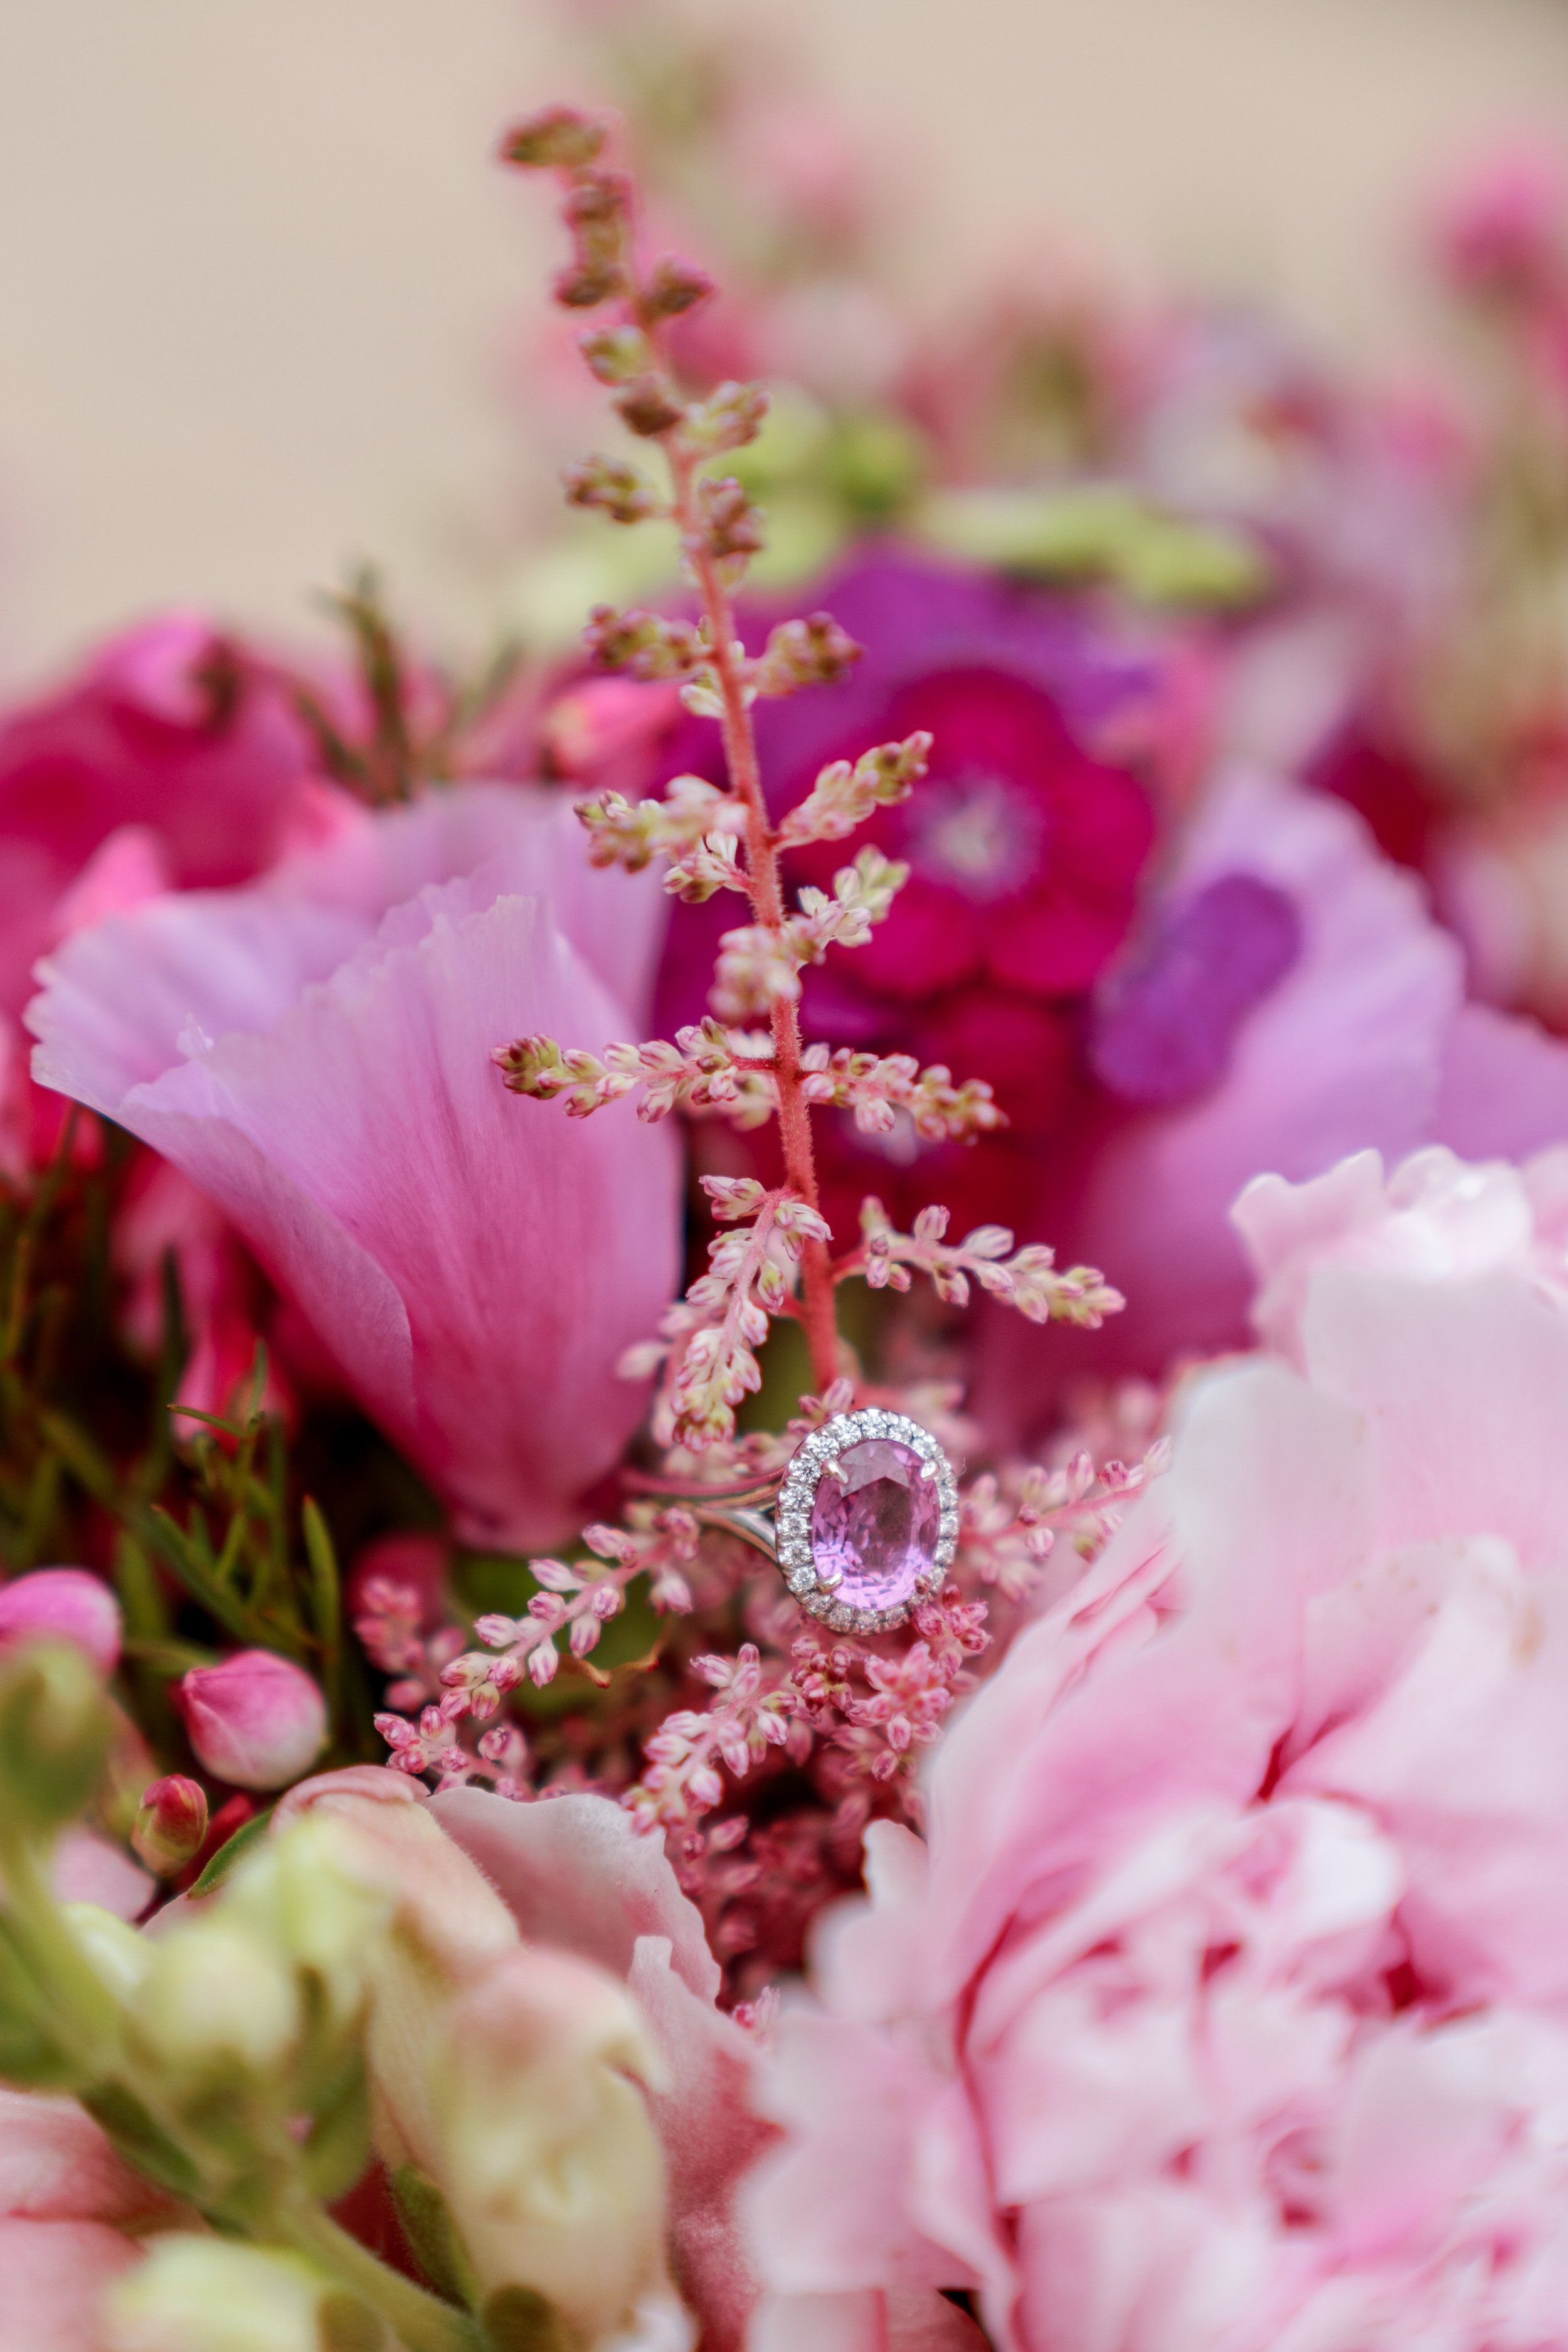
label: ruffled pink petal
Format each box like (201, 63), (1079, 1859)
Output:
(30, 852), (679, 1549)
(1301, 1258), (1568, 1569)
(1285, 1544), (1568, 2007)
(750, 2290), (989, 2352)
(923, 1360), (1370, 2006)
(270, 784), (669, 1029)
(430, 1789), (719, 2001)
(0, 2219), (140, 2352)
(743, 2012), (971, 2299)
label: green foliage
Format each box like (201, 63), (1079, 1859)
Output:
(393, 2163), (483, 2312)
(0, 1121), (388, 1773)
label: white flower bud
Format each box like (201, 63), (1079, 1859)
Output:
(223, 1814), (393, 2035)
(105, 2237), (356, 2352)
(135, 1918), (300, 2075)
(431, 1946), (673, 2346)
(63, 1900), (151, 2003)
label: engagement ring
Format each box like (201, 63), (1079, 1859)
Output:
(670, 1410), (960, 1635)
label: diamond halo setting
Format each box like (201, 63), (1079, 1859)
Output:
(775, 1409), (958, 1634)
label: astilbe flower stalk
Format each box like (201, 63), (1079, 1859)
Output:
(361, 110), (1144, 1930)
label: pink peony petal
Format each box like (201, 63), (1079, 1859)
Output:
(0, 2218), (141, 2352)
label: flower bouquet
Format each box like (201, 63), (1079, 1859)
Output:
(7, 23), (1568, 2351)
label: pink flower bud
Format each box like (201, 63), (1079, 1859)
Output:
(131, 1774), (210, 1874)
(179, 1651), (327, 1791)
(0, 1567), (121, 1676)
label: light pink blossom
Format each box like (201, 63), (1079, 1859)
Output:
(0, 1571), (121, 1677)
(178, 1651), (327, 1791)
(750, 1144), (1568, 2350)
(26, 784), (681, 1548)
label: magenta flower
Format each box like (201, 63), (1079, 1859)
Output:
(26, 785), (681, 1549)
(0, 1569), (121, 1678)
(0, 613), (315, 1022)
(179, 1651), (327, 1791)
(977, 769), (1568, 1441)
(652, 548), (1158, 1239)
(748, 1145), (1568, 2349)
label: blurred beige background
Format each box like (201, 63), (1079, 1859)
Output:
(0, 0), (1564, 688)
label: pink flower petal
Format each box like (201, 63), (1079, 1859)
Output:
(29, 805), (680, 1548)
(430, 1788), (720, 2001)
(0, 2218), (140, 2352)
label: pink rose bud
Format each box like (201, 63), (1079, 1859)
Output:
(179, 1651), (327, 1791)
(131, 1774), (210, 1875)
(0, 1567), (121, 1677)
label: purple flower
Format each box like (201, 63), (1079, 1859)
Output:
(978, 768), (1568, 1445)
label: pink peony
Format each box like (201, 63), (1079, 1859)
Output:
(25, 783), (681, 1549)
(749, 1141), (1568, 2350)
(0, 1571), (121, 1678)
(178, 1651), (327, 1792)
(0, 613), (316, 1023)
(977, 770), (1568, 1441)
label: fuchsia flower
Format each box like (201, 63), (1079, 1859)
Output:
(0, 613), (315, 1023)
(178, 1652), (327, 1793)
(129, 1777), (209, 1877)
(654, 548), (1159, 1236)
(25, 784), (681, 1549)
(749, 1142), (1568, 2351)
(1433, 142), (1568, 312)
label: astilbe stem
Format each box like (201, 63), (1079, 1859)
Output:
(662, 439), (840, 1392)
(410, 109), (1138, 1885)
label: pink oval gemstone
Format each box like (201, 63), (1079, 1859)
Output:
(809, 1437), (941, 1611)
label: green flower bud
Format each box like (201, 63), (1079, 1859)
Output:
(0, 1637), (112, 1836)
(105, 2237), (368, 2352)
